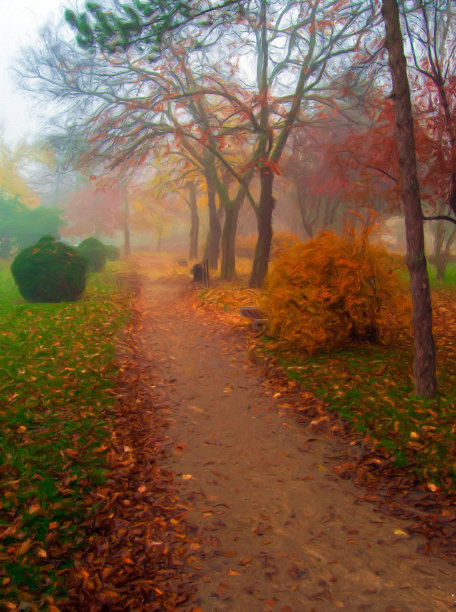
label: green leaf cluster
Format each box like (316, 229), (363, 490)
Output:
(11, 236), (87, 303)
(64, 0), (234, 53)
(77, 236), (107, 272)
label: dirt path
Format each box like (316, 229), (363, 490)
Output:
(139, 274), (455, 611)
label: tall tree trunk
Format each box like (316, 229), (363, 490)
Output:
(203, 173), (221, 269)
(295, 182), (314, 238)
(434, 235), (449, 281)
(382, 0), (437, 398)
(121, 182), (131, 256)
(434, 203), (447, 281)
(249, 0), (272, 289)
(434, 214), (456, 281)
(156, 227), (162, 252)
(187, 182), (199, 261)
(220, 202), (240, 281)
(250, 169), (275, 288)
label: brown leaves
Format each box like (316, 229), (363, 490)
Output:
(262, 230), (411, 354)
(64, 282), (197, 610)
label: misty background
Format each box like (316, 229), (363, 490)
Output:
(0, 0), (455, 284)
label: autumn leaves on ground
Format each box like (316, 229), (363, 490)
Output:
(1, 252), (456, 611)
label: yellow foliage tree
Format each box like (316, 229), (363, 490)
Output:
(0, 140), (40, 208)
(262, 230), (411, 354)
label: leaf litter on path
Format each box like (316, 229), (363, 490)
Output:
(64, 273), (197, 611)
(129, 272), (456, 610)
(66, 261), (456, 611)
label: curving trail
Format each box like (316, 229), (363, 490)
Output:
(138, 270), (455, 612)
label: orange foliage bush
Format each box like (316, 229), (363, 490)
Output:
(262, 231), (411, 353)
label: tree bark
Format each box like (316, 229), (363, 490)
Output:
(382, 0), (437, 398)
(296, 183), (315, 239)
(433, 210), (456, 281)
(203, 172), (221, 269)
(433, 202), (448, 281)
(250, 168), (275, 288)
(249, 0), (273, 289)
(187, 182), (199, 261)
(220, 202), (240, 281)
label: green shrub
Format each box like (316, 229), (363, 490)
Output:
(11, 236), (87, 303)
(262, 230), (411, 354)
(104, 244), (120, 261)
(77, 237), (107, 272)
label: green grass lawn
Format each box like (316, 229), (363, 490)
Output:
(0, 262), (131, 610)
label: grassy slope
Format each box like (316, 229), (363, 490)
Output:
(0, 262), (130, 609)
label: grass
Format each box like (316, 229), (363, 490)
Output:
(0, 262), (132, 610)
(427, 261), (456, 287)
(267, 262), (456, 491)
(275, 341), (456, 488)
(200, 262), (456, 493)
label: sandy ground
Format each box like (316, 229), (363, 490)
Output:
(137, 273), (456, 612)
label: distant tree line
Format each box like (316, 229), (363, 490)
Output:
(0, 195), (63, 259)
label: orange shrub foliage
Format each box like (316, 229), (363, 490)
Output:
(262, 231), (411, 353)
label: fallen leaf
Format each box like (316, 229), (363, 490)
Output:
(239, 556), (252, 565)
(17, 538), (32, 556)
(393, 529), (409, 536)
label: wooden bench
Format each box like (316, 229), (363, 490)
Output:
(239, 306), (268, 332)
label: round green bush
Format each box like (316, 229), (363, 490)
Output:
(77, 237), (107, 272)
(11, 236), (87, 303)
(104, 244), (120, 261)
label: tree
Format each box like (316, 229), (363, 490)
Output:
(17, 27), (237, 271)
(186, 181), (199, 260)
(64, 0), (240, 53)
(234, 0), (377, 286)
(63, 0), (377, 287)
(401, 1), (456, 278)
(315, 72), (456, 282)
(0, 195), (64, 257)
(61, 180), (124, 242)
(432, 203), (456, 280)
(381, 0), (437, 398)
(0, 139), (41, 208)
(281, 129), (357, 239)
(402, 0), (456, 215)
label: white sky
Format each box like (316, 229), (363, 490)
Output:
(0, 0), (71, 147)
